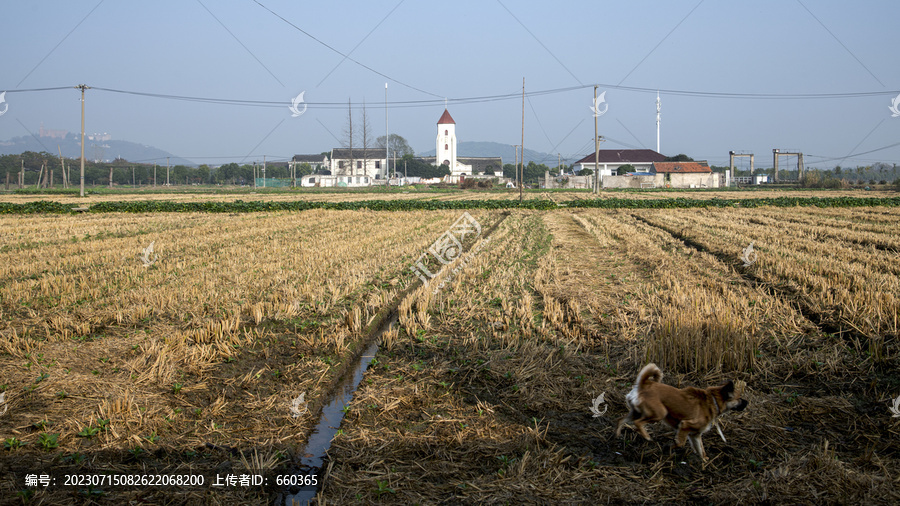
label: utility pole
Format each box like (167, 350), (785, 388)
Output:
(385, 83), (389, 179)
(520, 77), (525, 203)
(773, 149), (779, 183)
(153, 163), (157, 187)
(513, 145), (520, 190)
(76, 84), (89, 197)
(262, 155), (266, 187)
(58, 146), (67, 189)
(594, 86), (599, 194)
(166, 157), (170, 186)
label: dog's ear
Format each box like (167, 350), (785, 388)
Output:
(721, 380), (735, 400)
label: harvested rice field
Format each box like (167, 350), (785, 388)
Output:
(1, 205), (899, 504)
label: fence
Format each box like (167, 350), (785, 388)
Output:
(254, 178), (294, 188)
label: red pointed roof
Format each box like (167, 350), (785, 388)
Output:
(437, 109), (456, 125)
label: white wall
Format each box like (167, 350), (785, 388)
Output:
(330, 158), (386, 179)
(302, 175), (371, 187)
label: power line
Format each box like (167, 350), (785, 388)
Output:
(807, 140), (900, 163)
(6, 83), (897, 111)
(597, 84), (899, 100)
(616, 118), (646, 150)
(8, 83), (900, 166)
(495, 0), (583, 86)
(4, 86), (76, 94)
(16, 1), (105, 87)
(526, 96), (554, 152)
(316, 0), (406, 88)
(835, 118), (886, 168)
(240, 118), (286, 163)
(251, 0), (442, 98)
(536, 117), (586, 165)
(617, 0), (705, 86)
(795, 0), (884, 87)
(195, 0), (284, 87)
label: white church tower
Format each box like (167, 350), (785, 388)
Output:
(436, 109), (457, 171)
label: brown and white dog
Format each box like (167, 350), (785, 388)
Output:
(615, 363), (748, 460)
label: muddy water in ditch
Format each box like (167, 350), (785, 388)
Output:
(277, 314), (396, 505)
(277, 214), (507, 504)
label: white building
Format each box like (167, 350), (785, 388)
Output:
(435, 109), (477, 177)
(300, 174), (372, 187)
(290, 154), (330, 173)
(573, 149), (667, 179)
(330, 147), (388, 181)
(436, 109), (459, 172)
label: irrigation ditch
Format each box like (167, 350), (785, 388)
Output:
(279, 211), (511, 503)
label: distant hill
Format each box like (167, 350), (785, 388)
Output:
(418, 141), (576, 166)
(0, 133), (195, 166)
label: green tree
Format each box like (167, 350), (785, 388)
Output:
(398, 155), (449, 178)
(216, 163), (240, 184)
(0, 154), (19, 179)
(523, 161), (549, 184)
(266, 163), (288, 179)
(172, 165), (190, 184)
(239, 164), (254, 184)
(197, 164), (211, 184)
(617, 164), (635, 175)
(376, 134), (414, 159)
(664, 154), (694, 162)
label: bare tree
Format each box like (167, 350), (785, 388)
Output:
(360, 99), (373, 179)
(343, 98), (354, 175)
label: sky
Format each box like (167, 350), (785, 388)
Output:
(1, 0), (899, 169)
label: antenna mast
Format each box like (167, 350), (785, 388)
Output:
(656, 91), (660, 153)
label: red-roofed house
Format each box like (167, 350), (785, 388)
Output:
(602, 160), (722, 188)
(650, 161), (720, 188)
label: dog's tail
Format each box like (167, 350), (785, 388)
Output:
(636, 363), (662, 390)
